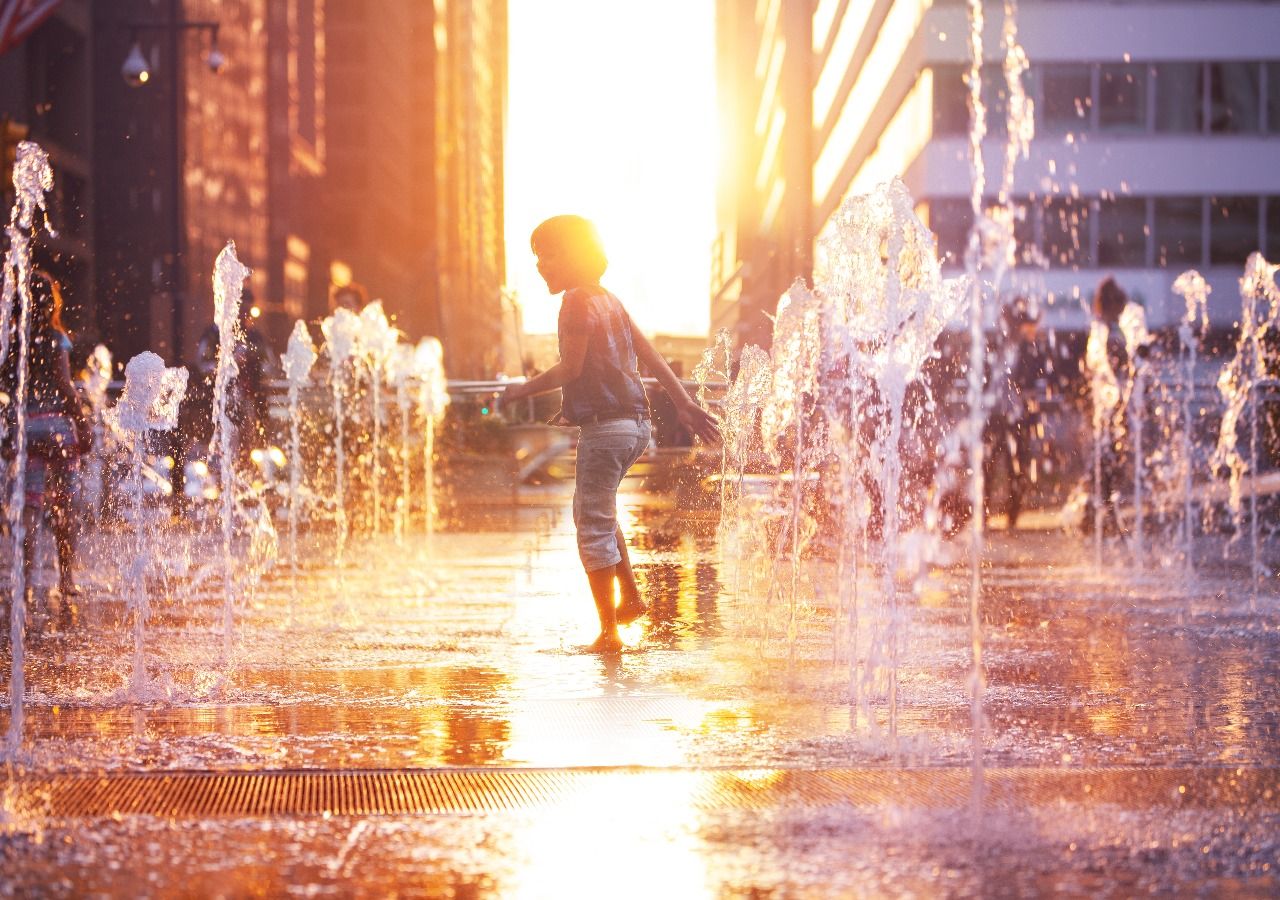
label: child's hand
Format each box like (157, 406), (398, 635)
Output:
(677, 399), (720, 444)
(501, 382), (527, 403)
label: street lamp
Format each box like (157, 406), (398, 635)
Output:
(120, 21), (224, 86)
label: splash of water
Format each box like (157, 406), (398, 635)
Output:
(1173, 271), (1210, 569)
(3, 141), (54, 758)
(104, 352), (188, 696)
(387, 343), (417, 544)
(80, 345), (113, 521)
(414, 337), (449, 549)
(282, 319), (318, 616)
(211, 242), (250, 662)
(322, 307), (361, 566)
(1119, 302), (1155, 562)
(359, 301), (400, 536)
(1212, 253), (1280, 603)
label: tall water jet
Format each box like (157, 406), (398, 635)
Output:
(1085, 313), (1121, 569)
(818, 178), (969, 741)
(758, 283), (822, 663)
(414, 337), (448, 549)
(1212, 253), (1280, 604)
(1173, 271), (1210, 569)
(105, 353), (188, 696)
(281, 319), (317, 615)
(3, 140), (54, 757)
(387, 342), (416, 544)
(358, 301), (400, 536)
(1119, 302), (1154, 563)
(322, 307), (361, 566)
(80, 345), (113, 521)
(211, 241), (250, 662)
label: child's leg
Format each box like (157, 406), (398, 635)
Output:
(614, 525), (647, 623)
(585, 564), (623, 652)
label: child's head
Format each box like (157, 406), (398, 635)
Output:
(1092, 276), (1127, 324)
(530, 215), (608, 293)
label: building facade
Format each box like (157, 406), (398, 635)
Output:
(716, 0), (1280, 337)
(93, 0), (327, 366)
(0, 0), (97, 345)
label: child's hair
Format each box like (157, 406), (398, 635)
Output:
(530, 215), (608, 283)
(1092, 276), (1127, 323)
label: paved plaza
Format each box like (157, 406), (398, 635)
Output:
(1, 465), (1278, 897)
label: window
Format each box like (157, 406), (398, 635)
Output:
(1041, 64), (1092, 133)
(1098, 198), (1147, 267)
(1207, 62), (1261, 133)
(929, 198), (974, 265)
(1267, 63), (1280, 132)
(1154, 63), (1202, 133)
(931, 65), (968, 137)
(1099, 63), (1147, 131)
(1153, 197), (1203, 267)
(1209, 196), (1259, 265)
(982, 63), (1009, 138)
(1043, 197), (1092, 268)
(1013, 202), (1039, 265)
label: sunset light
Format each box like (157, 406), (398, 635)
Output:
(506, 0), (717, 337)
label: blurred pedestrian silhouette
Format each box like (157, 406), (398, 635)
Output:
(984, 298), (1048, 529)
(1083, 276), (1130, 536)
(1, 272), (92, 604)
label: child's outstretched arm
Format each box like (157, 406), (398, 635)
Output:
(501, 328), (589, 402)
(629, 321), (720, 444)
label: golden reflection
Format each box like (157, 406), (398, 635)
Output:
(505, 771), (708, 899)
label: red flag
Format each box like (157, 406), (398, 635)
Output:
(0, 0), (62, 56)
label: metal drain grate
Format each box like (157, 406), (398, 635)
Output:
(4, 767), (1275, 819)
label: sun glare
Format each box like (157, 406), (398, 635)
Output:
(506, 0), (717, 338)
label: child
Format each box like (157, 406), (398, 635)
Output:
(503, 215), (719, 653)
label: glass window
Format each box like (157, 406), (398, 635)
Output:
(1267, 63), (1280, 133)
(1154, 63), (1203, 133)
(1043, 197), (1092, 268)
(982, 63), (1008, 138)
(1040, 64), (1092, 133)
(1209, 196), (1259, 266)
(1207, 62), (1261, 133)
(1013, 202), (1039, 265)
(1098, 198), (1147, 267)
(1153, 197), (1203, 267)
(929, 198), (974, 266)
(932, 65), (968, 136)
(1099, 63), (1147, 131)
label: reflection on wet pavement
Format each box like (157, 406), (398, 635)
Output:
(2, 478), (1279, 894)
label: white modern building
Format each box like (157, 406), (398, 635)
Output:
(715, 0), (1280, 335)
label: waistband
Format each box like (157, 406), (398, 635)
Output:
(574, 411), (650, 427)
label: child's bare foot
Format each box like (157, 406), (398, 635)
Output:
(586, 632), (624, 654)
(615, 598), (648, 625)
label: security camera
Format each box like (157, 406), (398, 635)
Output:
(206, 47), (226, 75)
(122, 42), (150, 87)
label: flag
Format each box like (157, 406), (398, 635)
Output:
(0, 0), (62, 56)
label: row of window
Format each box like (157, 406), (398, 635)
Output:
(933, 60), (1280, 136)
(928, 195), (1280, 270)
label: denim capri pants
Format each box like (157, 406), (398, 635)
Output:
(573, 416), (651, 571)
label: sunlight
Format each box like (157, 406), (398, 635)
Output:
(505, 0), (717, 339)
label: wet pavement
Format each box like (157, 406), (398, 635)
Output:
(2, 462), (1279, 896)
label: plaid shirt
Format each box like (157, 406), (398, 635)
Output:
(556, 286), (650, 425)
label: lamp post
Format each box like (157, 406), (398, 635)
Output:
(120, 6), (224, 364)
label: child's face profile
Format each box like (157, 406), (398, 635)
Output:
(534, 243), (569, 295)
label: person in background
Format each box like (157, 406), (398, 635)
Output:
(2, 271), (92, 605)
(501, 215), (719, 653)
(984, 298), (1048, 529)
(1083, 276), (1130, 536)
